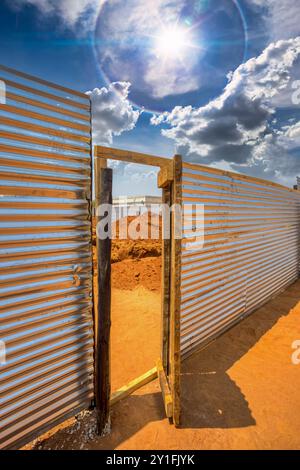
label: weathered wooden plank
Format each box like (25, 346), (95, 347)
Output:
(169, 154), (182, 427)
(156, 359), (173, 419)
(161, 186), (171, 373)
(95, 145), (172, 169)
(158, 165), (174, 188)
(94, 166), (112, 435)
(110, 367), (158, 406)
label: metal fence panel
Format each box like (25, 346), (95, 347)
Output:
(181, 161), (300, 357)
(0, 65), (94, 449)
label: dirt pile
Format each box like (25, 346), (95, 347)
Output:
(93, 213), (162, 262)
(93, 213), (162, 291)
(112, 257), (161, 291)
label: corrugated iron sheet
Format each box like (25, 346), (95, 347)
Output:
(181, 162), (300, 357)
(0, 65), (94, 449)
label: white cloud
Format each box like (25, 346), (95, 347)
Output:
(151, 37), (300, 184)
(248, 0), (300, 41)
(144, 56), (200, 99)
(239, 132), (299, 187)
(9, 0), (106, 30)
(87, 82), (140, 145)
(247, 1), (300, 109)
(95, 0), (202, 99)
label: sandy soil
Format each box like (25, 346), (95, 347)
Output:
(110, 285), (161, 392)
(25, 278), (300, 450)
(110, 232), (162, 390)
(96, 214), (162, 390)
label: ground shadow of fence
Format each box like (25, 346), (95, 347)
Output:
(180, 280), (300, 429)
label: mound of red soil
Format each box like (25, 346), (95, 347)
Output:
(111, 256), (161, 291)
(93, 213), (162, 291)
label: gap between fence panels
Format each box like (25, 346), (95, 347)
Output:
(93, 147), (180, 432)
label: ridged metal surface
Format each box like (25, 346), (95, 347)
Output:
(0, 65), (94, 449)
(181, 162), (300, 357)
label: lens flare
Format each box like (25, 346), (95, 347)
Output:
(154, 26), (192, 60)
(93, 0), (249, 112)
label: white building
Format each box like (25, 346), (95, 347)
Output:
(113, 195), (162, 219)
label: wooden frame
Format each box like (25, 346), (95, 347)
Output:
(93, 145), (182, 427)
(95, 145), (173, 171)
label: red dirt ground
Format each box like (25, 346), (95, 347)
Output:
(25, 280), (300, 450)
(23, 215), (300, 450)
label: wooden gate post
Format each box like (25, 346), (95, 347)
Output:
(161, 185), (171, 374)
(169, 154), (182, 426)
(94, 160), (112, 435)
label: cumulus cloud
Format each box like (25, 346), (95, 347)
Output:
(248, 0), (300, 41)
(87, 82), (140, 145)
(247, 0), (300, 109)
(235, 132), (300, 187)
(9, 0), (105, 30)
(151, 37), (300, 184)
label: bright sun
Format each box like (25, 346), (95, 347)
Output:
(154, 26), (190, 59)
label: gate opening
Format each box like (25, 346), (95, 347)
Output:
(110, 178), (162, 393)
(93, 147), (181, 432)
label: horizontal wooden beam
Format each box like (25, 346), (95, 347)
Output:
(110, 367), (158, 406)
(95, 145), (172, 170)
(156, 359), (173, 419)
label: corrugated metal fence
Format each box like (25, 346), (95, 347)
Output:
(181, 161), (300, 357)
(0, 65), (94, 449)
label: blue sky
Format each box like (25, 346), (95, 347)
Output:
(0, 0), (299, 195)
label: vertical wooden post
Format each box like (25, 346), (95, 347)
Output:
(169, 154), (182, 426)
(94, 160), (112, 435)
(161, 186), (171, 374)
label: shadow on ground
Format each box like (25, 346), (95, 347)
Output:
(30, 280), (300, 449)
(180, 281), (300, 429)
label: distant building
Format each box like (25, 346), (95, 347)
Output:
(294, 177), (300, 190)
(113, 195), (162, 219)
